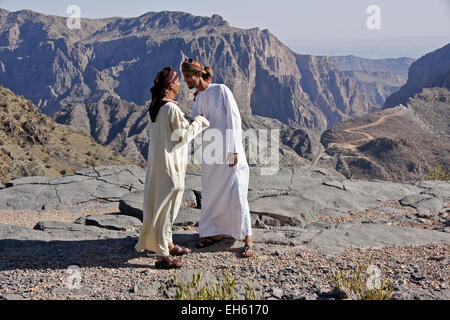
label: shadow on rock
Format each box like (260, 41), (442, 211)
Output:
(0, 233), (203, 272)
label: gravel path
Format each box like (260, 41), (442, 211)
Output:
(0, 242), (448, 300)
(316, 201), (450, 231)
(0, 207), (120, 228)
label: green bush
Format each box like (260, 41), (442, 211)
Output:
(173, 268), (265, 300)
(329, 256), (393, 300)
(426, 163), (450, 181)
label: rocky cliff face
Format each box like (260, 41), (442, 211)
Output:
(331, 55), (414, 77)
(384, 43), (450, 108)
(54, 97), (149, 165)
(331, 55), (414, 117)
(0, 9), (407, 133)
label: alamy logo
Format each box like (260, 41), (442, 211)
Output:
(171, 128), (280, 175)
(66, 5), (81, 30)
(366, 265), (382, 290)
(367, 5), (381, 30)
(65, 265), (83, 289)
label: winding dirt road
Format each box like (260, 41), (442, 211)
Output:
(311, 109), (404, 167)
(327, 110), (404, 152)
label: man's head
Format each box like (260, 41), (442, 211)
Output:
(148, 67), (180, 122)
(181, 59), (213, 90)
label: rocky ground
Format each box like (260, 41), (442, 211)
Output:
(0, 165), (449, 300)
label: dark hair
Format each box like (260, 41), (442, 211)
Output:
(149, 67), (178, 122)
(181, 59), (213, 82)
(202, 66), (213, 82)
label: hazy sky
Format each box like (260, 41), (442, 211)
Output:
(1, 0), (449, 59)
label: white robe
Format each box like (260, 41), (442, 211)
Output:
(192, 84), (252, 240)
(135, 102), (209, 256)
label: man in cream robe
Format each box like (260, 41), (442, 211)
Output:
(135, 101), (209, 257)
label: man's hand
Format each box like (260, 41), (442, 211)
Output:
(229, 153), (238, 168)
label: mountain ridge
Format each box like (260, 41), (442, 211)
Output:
(0, 8), (408, 131)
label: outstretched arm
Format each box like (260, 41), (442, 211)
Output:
(169, 104), (209, 149)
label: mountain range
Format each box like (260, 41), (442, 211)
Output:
(0, 8), (447, 182)
(0, 9), (413, 128)
(0, 9), (415, 164)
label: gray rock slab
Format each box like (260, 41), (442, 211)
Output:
(252, 228), (316, 246)
(185, 172), (202, 191)
(391, 288), (450, 300)
(0, 184), (59, 211)
(90, 182), (131, 200)
(0, 224), (51, 241)
(5, 176), (52, 187)
(95, 172), (145, 192)
(173, 207), (200, 226)
(302, 223), (450, 256)
(75, 214), (142, 232)
(299, 185), (375, 216)
(118, 191), (144, 220)
(54, 180), (101, 207)
(5, 175), (92, 188)
(2, 165), (448, 230)
(402, 196), (446, 211)
(249, 193), (316, 227)
(119, 190), (200, 225)
(400, 194), (433, 207)
(0, 166), (146, 212)
(342, 180), (424, 203)
(0, 293), (26, 300)
(247, 189), (290, 202)
(418, 198), (447, 211)
(33, 221), (138, 241)
(46, 175), (93, 185)
(248, 166), (336, 191)
(415, 181), (450, 200)
(75, 165), (144, 178)
(379, 207), (411, 214)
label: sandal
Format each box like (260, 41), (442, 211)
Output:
(155, 255), (183, 269)
(241, 244), (255, 258)
(196, 236), (223, 248)
(169, 245), (191, 256)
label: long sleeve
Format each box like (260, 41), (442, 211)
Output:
(221, 85), (241, 156)
(168, 104), (209, 150)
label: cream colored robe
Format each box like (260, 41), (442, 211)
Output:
(135, 102), (209, 256)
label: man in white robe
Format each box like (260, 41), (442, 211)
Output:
(181, 59), (254, 257)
